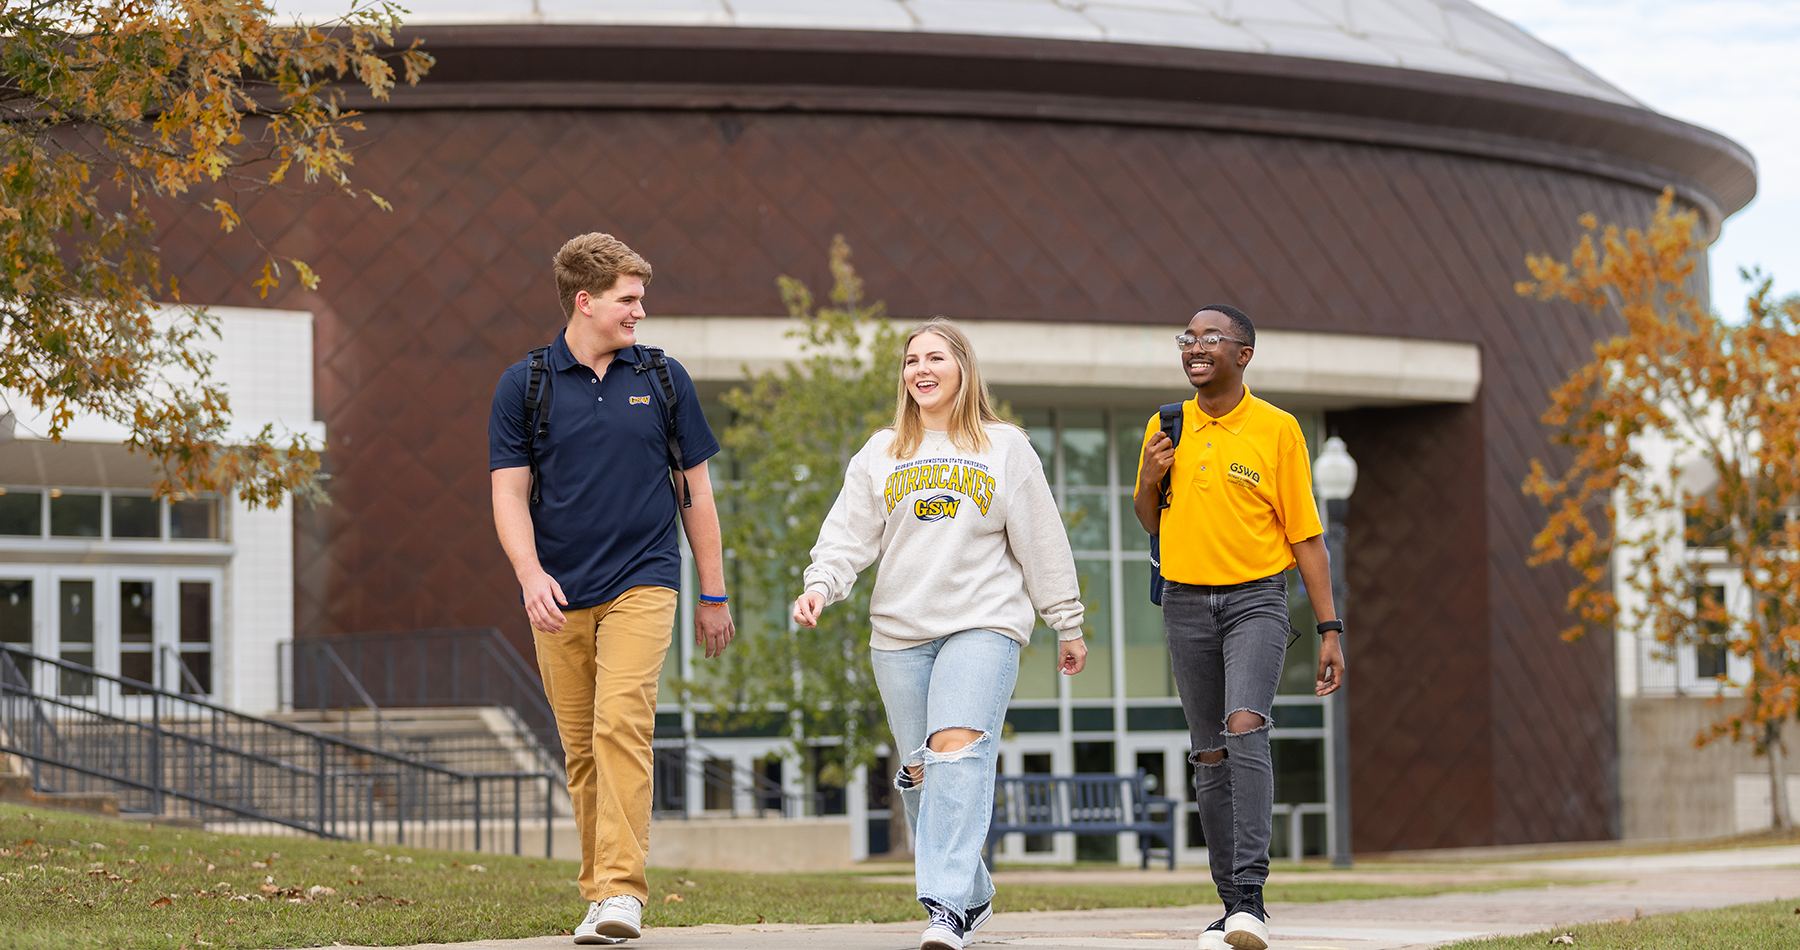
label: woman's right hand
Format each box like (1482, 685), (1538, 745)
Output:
(791, 591), (825, 628)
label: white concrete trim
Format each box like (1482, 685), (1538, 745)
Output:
(637, 317), (1481, 409)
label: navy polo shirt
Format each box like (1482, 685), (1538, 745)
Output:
(488, 333), (719, 610)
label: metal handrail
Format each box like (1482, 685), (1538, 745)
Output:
(0, 644), (557, 855)
(158, 645), (208, 696)
(650, 736), (811, 818)
(287, 633), (560, 777)
(315, 645), (396, 751)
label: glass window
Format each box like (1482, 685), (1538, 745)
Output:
(1279, 567), (1320, 694)
(1120, 495), (1152, 551)
(59, 652), (94, 697)
(1272, 737), (1326, 804)
(1117, 413), (1154, 489)
(119, 581), (154, 643)
(170, 498), (219, 539)
(1062, 492), (1109, 553)
(111, 495), (161, 539)
(50, 492), (102, 537)
(59, 580), (93, 644)
(119, 652), (155, 692)
(1059, 411), (1107, 487)
(0, 491), (42, 536)
(1018, 408), (1053, 472)
(179, 582), (212, 643)
(178, 652), (210, 695)
(1122, 561), (1174, 698)
(0, 580), (30, 645)
(59, 578), (95, 697)
(1015, 626), (1060, 700)
(1071, 559), (1112, 699)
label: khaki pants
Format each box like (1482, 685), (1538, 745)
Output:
(533, 585), (675, 903)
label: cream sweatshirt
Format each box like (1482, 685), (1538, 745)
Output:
(803, 424), (1086, 650)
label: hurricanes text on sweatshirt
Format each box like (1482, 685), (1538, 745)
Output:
(803, 424), (1086, 651)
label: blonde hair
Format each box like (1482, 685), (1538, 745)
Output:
(553, 232), (653, 319)
(889, 319), (1005, 459)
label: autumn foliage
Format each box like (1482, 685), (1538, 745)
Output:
(1519, 188), (1800, 823)
(0, 1), (430, 506)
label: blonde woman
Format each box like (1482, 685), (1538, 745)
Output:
(792, 319), (1087, 950)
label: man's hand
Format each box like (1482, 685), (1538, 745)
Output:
(1316, 631), (1346, 696)
(695, 602), (735, 659)
(1133, 432), (1176, 535)
(521, 569), (568, 634)
(1058, 636), (1087, 675)
(791, 591), (825, 629)
(1139, 431), (1174, 489)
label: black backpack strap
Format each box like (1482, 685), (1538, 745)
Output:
(631, 346), (693, 509)
(523, 346), (552, 506)
(1148, 401), (1185, 607)
(1156, 402), (1185, 511)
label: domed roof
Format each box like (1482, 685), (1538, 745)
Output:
(311, 0), (1635, 107)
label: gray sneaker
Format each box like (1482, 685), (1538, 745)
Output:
(572, 902), (627, 945)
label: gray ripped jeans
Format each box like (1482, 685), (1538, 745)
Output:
(1163, 574), (1289, 890)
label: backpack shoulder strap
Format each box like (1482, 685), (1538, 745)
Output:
(1156, 402), (1184, 511)
(630, 346), (693, 509)
(523, 346), (552, 506)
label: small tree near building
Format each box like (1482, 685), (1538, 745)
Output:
(686, 236), (906, 832)
(1519, 189), (1800, 829)
(0, 1), (430, 506)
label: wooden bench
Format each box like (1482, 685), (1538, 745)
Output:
(985, 770), (1179, 869)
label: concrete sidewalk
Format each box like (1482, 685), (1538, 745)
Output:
(324, 847), (1800, 950)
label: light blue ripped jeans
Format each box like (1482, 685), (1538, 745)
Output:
(870, 628), (1020, 915)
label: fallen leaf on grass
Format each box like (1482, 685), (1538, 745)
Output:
(260, 883), (280, 895)
(467, 865), (486, 873)
(308, 885), (337, 898)
(677, 877), (697, 887)
(662, 893), (683, 903)
(150, 897), (173, 908)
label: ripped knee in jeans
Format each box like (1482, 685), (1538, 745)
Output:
(1189, 745), (1228, 768)
(1224, 708), (1272, 737)
(892, 728), (992, 790)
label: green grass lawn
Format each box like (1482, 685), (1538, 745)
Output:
(1439, 900), (1800, 949)
(0, 801), (1588, 949)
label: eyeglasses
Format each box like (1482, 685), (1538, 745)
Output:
(1175, 332), (1247, 350)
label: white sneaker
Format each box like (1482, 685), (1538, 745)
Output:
(1198, 916), (1229, 950)
(572, 902), (627, 945)
(596, 895), (644, 940)
(1223, 910), (1269, 950)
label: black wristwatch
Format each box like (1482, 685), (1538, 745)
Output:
(1316, 620), (1344, 636)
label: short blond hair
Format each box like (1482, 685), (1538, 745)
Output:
(553, 233), (652, 319)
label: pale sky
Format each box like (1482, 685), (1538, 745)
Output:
(1478, 0), (1800, 317)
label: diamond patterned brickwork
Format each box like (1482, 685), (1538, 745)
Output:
(144, 107), (1663, 850)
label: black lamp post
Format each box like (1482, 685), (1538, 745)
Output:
(1314, 435), (1357, 869)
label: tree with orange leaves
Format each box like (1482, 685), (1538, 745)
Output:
(1520, 189), (1800, 829)
(0, 2), (430, 507)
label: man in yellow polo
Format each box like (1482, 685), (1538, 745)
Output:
(1133, 304), (1346, 950)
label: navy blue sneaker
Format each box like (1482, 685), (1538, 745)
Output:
(920, 898), (965, 950)
(965, 898), (992, 937)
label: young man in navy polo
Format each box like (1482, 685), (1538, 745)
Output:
(490, 233), (735, 944)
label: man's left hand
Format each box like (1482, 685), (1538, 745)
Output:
(1316, 632), (1345, 696)
(696, 603), (735, 659)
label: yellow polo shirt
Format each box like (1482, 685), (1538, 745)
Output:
(1135, 388), (1323, 585)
